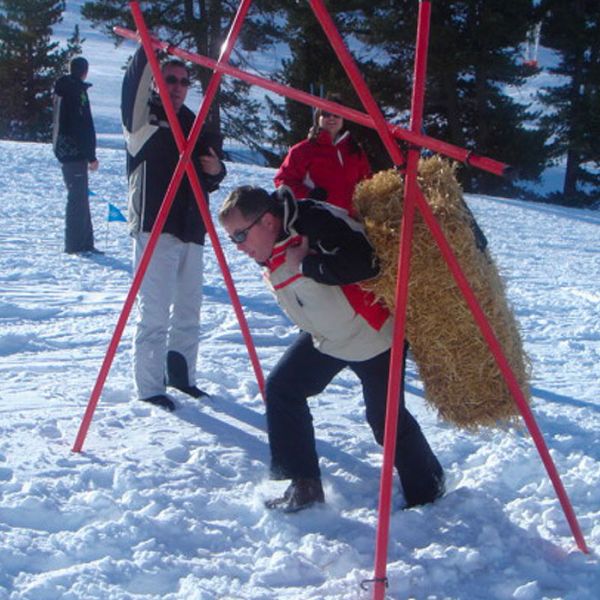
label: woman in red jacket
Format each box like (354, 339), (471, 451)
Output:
(274, 99), (371, 215)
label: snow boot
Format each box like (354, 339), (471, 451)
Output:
(139, 394), (176, 412)
(402, 473), (446, 509)
(166, 351), (209, 398)
(265, 478), (325, 513)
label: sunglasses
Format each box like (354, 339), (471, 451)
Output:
(321, 111), (341, 119)
(165, 75), (191, 87)
(229, 210), (268, 244)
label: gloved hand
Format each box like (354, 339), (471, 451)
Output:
(308, 187), (328, 202)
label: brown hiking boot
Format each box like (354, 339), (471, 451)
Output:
(265, 478), (325, 513)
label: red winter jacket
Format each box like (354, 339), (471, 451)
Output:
(274, 129), (371, 215)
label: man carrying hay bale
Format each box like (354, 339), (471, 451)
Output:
(219, 185), (445, 513)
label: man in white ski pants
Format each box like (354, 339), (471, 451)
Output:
(122, 46), (226, 411)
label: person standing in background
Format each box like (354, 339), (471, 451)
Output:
(274, 94), (371, 216)
(52, 56), (100, 255)
(121, 46), (226, 412)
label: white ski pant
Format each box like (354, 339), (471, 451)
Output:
(133, 232), (204, 398)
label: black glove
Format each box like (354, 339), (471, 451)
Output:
(308, 187), (328, 202)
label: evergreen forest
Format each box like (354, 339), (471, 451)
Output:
(0, 0), (598, 206)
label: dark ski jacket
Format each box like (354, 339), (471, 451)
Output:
(121, 47), (226, 245)
(52, 75), (97, 164)
(264, 189), (391, 361)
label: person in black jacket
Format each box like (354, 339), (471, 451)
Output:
(121, 46), (226, 411)
(52, 56), (100, 255)
(219, 186), (444, 513)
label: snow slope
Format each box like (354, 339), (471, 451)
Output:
(0, 140), (598, 600)
(0, 2), (597, 598)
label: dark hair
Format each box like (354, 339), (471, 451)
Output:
(308, 92), (343, 141)
(219, 186), (281, 224)
(70, 56), (89, 79)
(161, 58), (190, 76)
(307, 92), (364, 155)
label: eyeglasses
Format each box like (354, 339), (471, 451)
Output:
(229, 210), (268, 244)
(321, 111), (341, 119)
(165, 75), (191, 87)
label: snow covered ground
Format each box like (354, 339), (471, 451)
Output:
(0, 139), (598, 600)
(0, 2), (597, 599)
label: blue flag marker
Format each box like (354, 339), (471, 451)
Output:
(107, 203), (127, 222)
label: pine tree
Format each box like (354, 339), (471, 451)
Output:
(0, 0), (80, 142)
(81, 0), (278, 162)
(538, 0), (600, 206)
(262, 2), (387, 168)
(355, 0), (547, 196)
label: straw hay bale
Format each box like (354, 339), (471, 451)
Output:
(353, 156), (531, 429)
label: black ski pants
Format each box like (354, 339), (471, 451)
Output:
(61, 160), (95, 253)
(265, 331), (444, 507)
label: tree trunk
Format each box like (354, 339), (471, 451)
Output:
(563, 147), (580, 202)
(441, 69), (465, 148)
(562, 34), (584, 201)
(197, 0), (222, 131)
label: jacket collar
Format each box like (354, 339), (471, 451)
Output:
(315, 128), (350, 146)
(70, 74), (92, 89)
(273, 185), (298, 237)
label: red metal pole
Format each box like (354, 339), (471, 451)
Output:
(317, 0), (427, 595)
(114, 26), (510, 177)
(309, 0), (404, 166)
(374, 2), (432, 597)
(72, 0), (263, 453)
(307, 2), (431, 596)
(309, 1), (412, 597)
(72, 45), (191, 451)
(413, 187), (589, 554)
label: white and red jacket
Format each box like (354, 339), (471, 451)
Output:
(263, 190), (392, 361)
(274, 129), (371, 215)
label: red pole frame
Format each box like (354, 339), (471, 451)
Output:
(371, 1), (430, 596)
(72, 0), (264, 452)
(81, 0), (588, 588)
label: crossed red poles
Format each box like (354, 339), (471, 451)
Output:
(72, 1), (589, 597)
